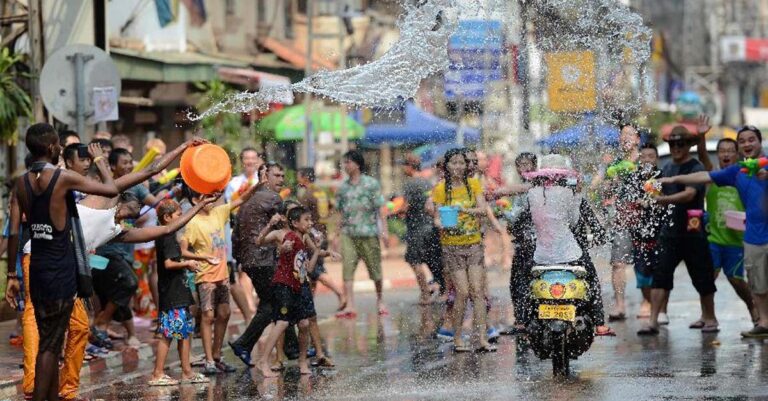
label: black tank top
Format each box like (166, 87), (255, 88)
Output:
(25, 168), (77, 303)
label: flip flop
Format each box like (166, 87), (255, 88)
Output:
(334, 311), (357, 319)
(475, 345), (498, 353)
(689, 320), (705, 329)
(311, 356), (336, 368)
(180, 373), (210, 384)
(608, 313), (627, 322)
(270, 361), (285, 372)
(637, 326), (660, 336)
(595, 327), (616, 336)
(149, 374), (179, 386)
(701, 324), (720, 333)
(453, 344), (472, 353)
(336, 300), (348, 312)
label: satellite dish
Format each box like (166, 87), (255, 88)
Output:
(40, 44), (121, 127)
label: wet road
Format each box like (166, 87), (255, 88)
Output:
(74, 266), (768, 401)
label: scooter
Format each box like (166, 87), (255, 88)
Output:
(526, 264), (595, 376)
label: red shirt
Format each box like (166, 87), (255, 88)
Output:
(272, 231), (309, 292)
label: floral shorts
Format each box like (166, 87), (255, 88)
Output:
(159, 307), (195, 340)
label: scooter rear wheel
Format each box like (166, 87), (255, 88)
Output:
(551, 332), (570, 376)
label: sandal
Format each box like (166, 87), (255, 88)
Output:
(701, 324), (720, 333)
(149, 374), (179, 386)
(689, 320), (705, 329)
(595, 326), (616, 336)
(637, 326), (660, 336)
(270, 361), (285, 372)
(336, 300), (348, 312)
(453, 343), (472, 353)
(608, 313), (626, 322)
(180, 373), (210, 384)
(311, 356), (336, 368)
(334, 311), (357, 319)
(475, 345), (498, 353)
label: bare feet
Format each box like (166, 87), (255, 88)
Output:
(336, 296), (348, 312)
(377, 303), (389, 316)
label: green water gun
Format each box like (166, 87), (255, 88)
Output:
(739, 157), (768, 177)
(606, 160), (636, 178)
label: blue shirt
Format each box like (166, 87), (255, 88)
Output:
(710, 164), (768, 245)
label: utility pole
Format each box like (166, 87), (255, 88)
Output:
(28, 0), (45, 123)
(304, 0), (315, 168)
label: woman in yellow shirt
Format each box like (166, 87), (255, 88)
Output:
(430, 148), (495, 353)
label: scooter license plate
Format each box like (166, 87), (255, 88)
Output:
(538, 304), (576, 322)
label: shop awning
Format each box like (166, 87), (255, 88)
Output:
(110, 48), (249, 82)
(537, 115), (619, 148)
(257, 37), (336, 71)
(256, 103), (363, 141)
(363, 102), (480, 146)
(218, 67), (292, 93)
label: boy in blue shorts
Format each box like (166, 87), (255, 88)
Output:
(694, 133), (757, 323)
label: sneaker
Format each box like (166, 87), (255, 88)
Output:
(89, 327), (113, 349)
(201, 361), (220, 375)
(658, 313), (670, 325)
(741, 325), (768, 339)
(436, 328), (454, 342)
(487, 327), (500, 344)
(228, 341), (254, 367)
(215, 359), (237, 373)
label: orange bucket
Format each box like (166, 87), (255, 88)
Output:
(179, 144), (232, 194)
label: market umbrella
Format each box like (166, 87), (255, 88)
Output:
(256, 104), (364, 141)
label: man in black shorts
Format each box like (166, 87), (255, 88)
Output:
(5, 123), (119, 401)
(402, 155), (443, 303)
(638, 126), (718, 335)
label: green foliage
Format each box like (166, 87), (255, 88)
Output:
(194, 79), (247, 162)
(0, 48), (32, 142)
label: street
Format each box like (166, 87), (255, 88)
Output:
(67, 261), (768, 401)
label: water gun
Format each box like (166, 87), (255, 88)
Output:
(492, 197), (513, 216)
(132, 146), (160, 172)
(385, 197), (405, 214)
(643, 179), (661, 196)
(606, 160), (636, 178)
(738, 157), (768, 177)
(279, 187), (292, 200)
(156, 168), (179, 185)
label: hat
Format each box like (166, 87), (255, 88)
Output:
(523, 154), (578, 180)
(666, 125), (696, 143)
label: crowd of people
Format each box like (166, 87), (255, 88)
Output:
(3, 116), (768, 400)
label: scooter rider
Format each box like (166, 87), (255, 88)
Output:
(509, 154), (614, 336)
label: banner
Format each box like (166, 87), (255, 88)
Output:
(546, 51), (597, 113)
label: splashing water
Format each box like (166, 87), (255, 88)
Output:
(188, 0), (460, 121)
(189, 0), (652, 141)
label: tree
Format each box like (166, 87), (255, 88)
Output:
(194, 79), (247, 164)
(0, 48), (32, 142)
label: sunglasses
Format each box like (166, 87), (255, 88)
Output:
(669, 141), (688, 148)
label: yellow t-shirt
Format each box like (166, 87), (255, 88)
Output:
(182, 203), (232, 284)
(432, 178), (483, 246)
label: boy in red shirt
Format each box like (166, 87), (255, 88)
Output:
(254, 206), (332, 377)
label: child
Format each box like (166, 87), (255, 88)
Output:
(149, 198), (215, 386)
(255, 206), (332, 377)
(180, 183), (259, 375)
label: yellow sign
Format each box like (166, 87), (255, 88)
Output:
(538, 304), (577, 322)
(546, 51), (597, 112)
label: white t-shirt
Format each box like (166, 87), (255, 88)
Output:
(528, 186), (583, 265)
(134, 206), (157, 251)
(23, 204), (122, 254)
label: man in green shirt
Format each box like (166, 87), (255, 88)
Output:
(696, 124), (757, 324)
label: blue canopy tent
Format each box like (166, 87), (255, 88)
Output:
(537, 116), (620, 149)
(362, 102), (480, 146)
